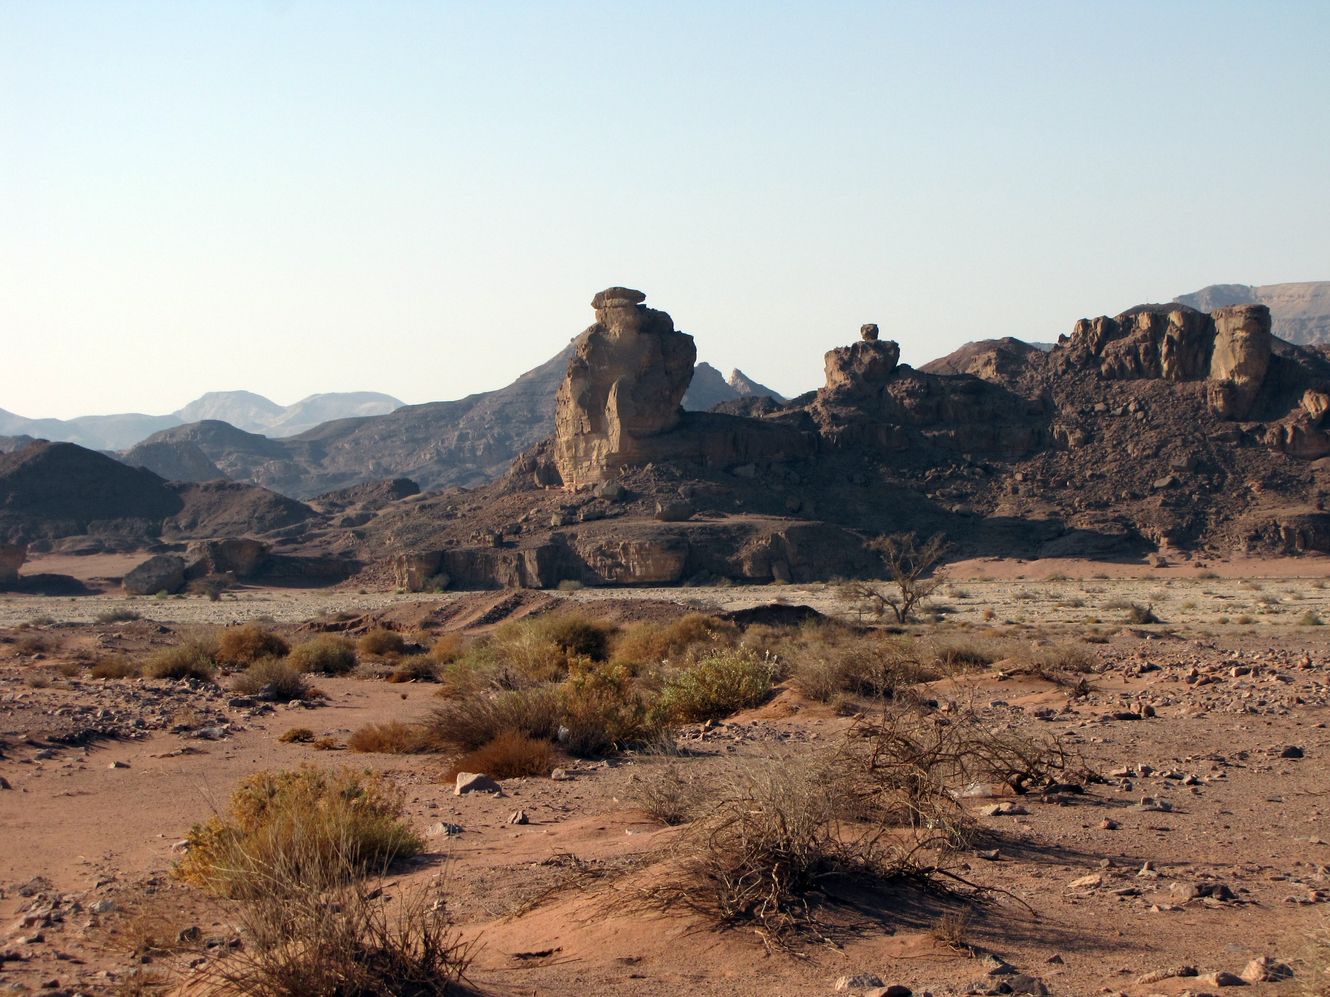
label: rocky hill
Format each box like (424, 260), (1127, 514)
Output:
(1176, 281), (1330, 345)
(344, 288), (1330, 590)
(0, 441), (317, 550)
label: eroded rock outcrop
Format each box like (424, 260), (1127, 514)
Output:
(0, 542), (25, 584)
(554, 288), (697, 487)
(1059, 303), (1273, 420)
(123, 554), (186, 595)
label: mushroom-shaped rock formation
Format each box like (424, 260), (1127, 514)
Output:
(553, 288), (698, 488)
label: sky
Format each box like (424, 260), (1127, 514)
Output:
(3, 1), (1329, 420)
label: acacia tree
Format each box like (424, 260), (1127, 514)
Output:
(845, 532), (951, 624)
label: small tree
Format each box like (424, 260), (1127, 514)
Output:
(845, 532), (951, 624)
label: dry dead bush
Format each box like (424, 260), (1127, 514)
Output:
(278, 727), (315, 744)
(630, 761), (709, 826)
(174, 766), (422, 898)
(143, 637), (218, 681)
(347, 721), (435, 754)
(442, 730), (556, 781)
(845, 708), (1083, 842)
(15, 632), (56, 655)
(424, 685), (561, 751)
(611, 613), (738, 669)
(95, 608), (142, 624)
(928, 637), (1005, 672)
(216, 624), (290, 666)
(929, 910), (973, 952)
(643, 756), (893, 941)
(841, 532), (951, 623)
(288, 634), (358, 675)
(213, 861), (472, 997)
(359, 627), (407, 657)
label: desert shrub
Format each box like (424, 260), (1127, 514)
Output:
(359, 627), (407, 657)
(143, 637), (218, 681)
(1125, 603), (1162, 625)
(95, 608), (142, 624)
(930, 638), (1004, 671)
(428, 633), (466, 665)
(90, 654), (139, 680)
(175, 766), (422, 898)
(231, 657), (314, 701)
(424, 685), (561, 751)
(443, 730), (556, 781)
(644, 757), (886, 939)
(312, 737), (341, 751)
(389, 658), (439, 683)
(278, 727), (315, 744)
(347, 722), (435, 755)
(216, 863), (470, 997)
(217, 625), (290, 666)
(1012, 642), (1097, 676)
(611, 614), (738, 669)
(559, 662), (664, 755)
(1301, 610), (1325, 627)
(631, 762), (708, 826)
(288, 635), (357, 675)
(486, 612), (615, 682)
(660, 649), (778, 722)
(14, 633), (53, 655)
(789, 635), (934, 703)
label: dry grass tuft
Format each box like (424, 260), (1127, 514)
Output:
(231, 657), (316, 701)
(174, 766), (423, 898)
(611, 614), (738, 669)
(216, 624), (290, 666)
(442, 730), (556, 781)
(90, 654), (140, 680)
(424, 685), (560, 751)
(359, 627), (407, 657)
(143, 637), (218, 681)
(288, 635), (358, 675)
(347, 721), (436, 755)
(278, 727), (315, 744)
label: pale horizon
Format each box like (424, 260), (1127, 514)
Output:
(4, 1), (1328, 421)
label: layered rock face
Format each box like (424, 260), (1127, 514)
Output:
(554, 288), (697, 487)
(1059, 303), (1273, 419)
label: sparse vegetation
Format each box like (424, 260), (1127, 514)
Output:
(217, 624), (290, 666)
(175, 767), (422, 897)
(841, 532), (952, 623)
(95, 608), (142, 624)
(89, 654), (139, 679)
(143, 637), (218, 681)
(660, 649), (778, 722)
(231, 656), (315, 701)
(278, 727), (315, 744)
(347, 721), (435, 754)
(425, 685), (561, 751)
(359, 627), (407, 657)
(443, 730), (556, 780)
(288, 634), (358, 675)
(389, 657), (439, 683)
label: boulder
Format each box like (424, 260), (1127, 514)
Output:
(0, 542), (25, 584)
(123, 554), (187, 595)
(823, 338), (901, 394)
(454, 772), (503, 796)
(554, 287), (697, 487)
(185, 538), (268, 578)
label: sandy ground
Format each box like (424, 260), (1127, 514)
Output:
(2, 573), (1329, 995)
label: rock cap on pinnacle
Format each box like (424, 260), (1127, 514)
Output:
(592, 287), (647, 309)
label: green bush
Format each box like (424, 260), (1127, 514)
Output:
(661, 649), (778, 722)
(559, 663), (664, 755)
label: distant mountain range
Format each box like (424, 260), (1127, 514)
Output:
(0, 391), (405, 451)
(122, 348), (787, 497)
(1175, 281), (1330, 345)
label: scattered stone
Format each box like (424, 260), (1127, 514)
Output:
(1068, 873), (1103, 890)
(1240, 957), (1293, 983)
(427, 822), (464, 837)
(1195, 970), (1247, 987)
(550, 768), (573, 781)
(1137, 966), (1198, 984)
(454, 772), (502, 796)
(1100, 818), (1121, 830)
(981, 803), (1029, 817)
(107, 760), (130, 769)
(864, 988), (911, 997)
(1279, 745), (1305, 758)
(835, 973), (884, 991)
(507, 810), (530, 825)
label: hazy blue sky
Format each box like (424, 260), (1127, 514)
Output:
(3, 1), (1328, 419)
